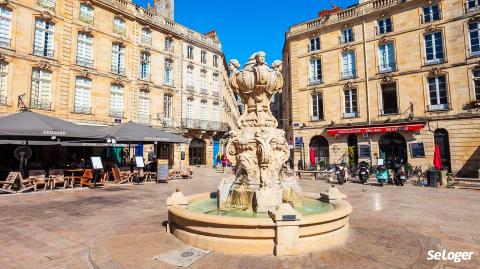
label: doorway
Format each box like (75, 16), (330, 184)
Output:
(434, 129), (451, 172)
(309, 136), (329, 165)
(379, 132), (407, 165)
(189, 138), (206, 166)
(347, 134), (358, 165)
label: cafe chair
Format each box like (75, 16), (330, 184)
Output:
(0, 172), (19, 194)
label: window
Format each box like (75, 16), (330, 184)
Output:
(37, 0), (55, 10)
(466, 0), (480, 12)
(139, 90), (150, 124)
(213, 55), (218, 67)
(0, 61), (8, 106)
(164, 94), (173, 119)
(309, 59), (322, 85)
(33, 19), (55, 58)
(201, 50), (207, 64)
(344, 88), (358, 118)
(311, 92), (323, 121)
(141, 28), (151, 45)
(164, 59), (173, 85)
(469, 22), (480, 56)
(0, 6), (11, 48)
(200, 71), (207, 91)
(340, 28), (354, 44)
(213, 73), (220, 96)
(379, 42), (396, 73)
(310, 36), (320, 51)
(428, 75), (448, 110)
(342, 51), (356, 79)
(113, 17), (125, 35)
(376, 17), (393, 35)
(140, 52), (150, 80)
(424, 32), (444, 65)
(165, 37), (173, 52)
(111, 43), (125, 75)
(200, 100), (208, 128)
(76, 33), (93, 67)
(79, 3), (94, 24)
(422, 5), (441, 23)
(109, 84), (124, 117)
(186, 66), (194, 88)
(187, 98), (194, 119)
(381, 83), (398, 115)
(30, 68), (52, 110)
(474, 70), (480, 100)
(187, 45), (194, 60)
(74, 77), (92, 114)
(212, 102), (219, 122)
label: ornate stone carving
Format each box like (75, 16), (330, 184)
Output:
(79, 69), (89, 78)
(425, 24), (437, 33)
(378, 35), (391, 44)
(81, 26), (93, 34)
(37, 61), (52, 70)
(345, 81), (354, 88)
(139, 83), (150, 91)
(80, 0), (93, 6)
(224, 52), (302, 213)
(113, 77), (123, 85)
(429, 67), (443, 76)
(381, 75), (394, 83)
(40, 11), (53, 21)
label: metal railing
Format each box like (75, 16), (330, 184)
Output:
(468, 48), (480, 57)
(375, 23), (394, 36)
(311, 115), (323, 121)
(37, 0), (55, 10)
(424, 57), (445, 66)
(380, 108), (399, 115)
(79, 13), (94, 25)
(113, 25), (126, 36)
(309, 77), (323, 85)
(465, 1), (480, 13)
(339, 34), (355, 44)
(420, 12), (442, 24)
(111, 65), (125, 75)
(0, 36), (11, 49)
(140, 73), (151, 81)
(343, 112), (359, 119)
(0, 95), (6, 106)
(181, 118), (229, 131)
(141, 36), (152, 46)
(76, 57), (93, 68)
(379, 64), (397, 74)
(138, 114), (151, 125)
(308, 43), (321, 52)
(341, 70), (358, 80)
(109, 109), (124, 118)
(200, 88), (208, 94)
(212, 91), (220, 97)
(428, 103), (450, 111)
(30, 101), (52, 111)
(165, 45), (174, 53)
(164, 79), (174, 86)
(186, 85), (195, 92)
(73, 105), (92, 114)
(33, 46), (54, 59)
(157, 115), (174, 128)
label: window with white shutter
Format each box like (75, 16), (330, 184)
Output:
(30, 68), (52, 110)
(0, 6), (11, 48)
(109, 84), (124, 118)
(74, 77), (92, 114)
(77, 33), (93, 67)
(34, 19), (54, 58)
(0, 61), (7, 106)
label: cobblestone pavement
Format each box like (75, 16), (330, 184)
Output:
(0, 167), (479, 269)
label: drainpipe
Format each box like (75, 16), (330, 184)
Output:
(361, 15), (374, 166)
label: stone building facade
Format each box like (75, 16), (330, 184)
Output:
(0, 0), (240, 168)
(284, 0), (480, 177)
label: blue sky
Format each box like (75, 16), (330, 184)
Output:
(134, 0), (358, 65)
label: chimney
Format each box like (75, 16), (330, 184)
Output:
(155, 0), (174, 20)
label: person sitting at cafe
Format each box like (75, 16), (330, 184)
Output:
(128, 158), (135, 173)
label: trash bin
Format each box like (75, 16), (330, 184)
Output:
(427, 170), (439, 187)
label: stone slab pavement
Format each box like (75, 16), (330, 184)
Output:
(0, 167), (479, 269)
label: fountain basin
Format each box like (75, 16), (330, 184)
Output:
(168, 192), (352, 256)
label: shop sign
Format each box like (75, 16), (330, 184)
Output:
(294, 137), (303, 147)
(327, 123), (425, 135)
(410, 142), (426, 158)
(358, 144), (371, 158)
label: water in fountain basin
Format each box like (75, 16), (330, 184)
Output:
(187, 197), (333, 218)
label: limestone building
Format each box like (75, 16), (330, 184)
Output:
(284, 0), (480, 177)
(0, 0), (240, 167)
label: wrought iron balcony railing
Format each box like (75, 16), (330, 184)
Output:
(424, 57), (445, 66)
(181, 118), (229, 131)
(140, 73), (151, 81)
(33, 46), (54, 59)
(309, 77), (323, 86)
(200, 88), (208, 94)
(37, 0), (55, 10)
(379, 64), (397, 74)
(30, 101), (52, 111)
(157, 115), (174, 128)
(111, 65), (125, 75)
(164, 79), (174, 86)
(339, 34), (355, 44)
(113, 25), (126, 36)
(165, 45), (174, 53)
(79, 13), (94, 25)
(341, 70), (358, 80)
(76, 57), (93, 68)
(343, 112), (359, 119)
(465, 0), (480, 13)
(138, 114), (151, 125)
(141, 37), (152, 46)
(428, 103), (450, 111)
(73, 105), (92, 114)
(109, 109), (124, 118)
(212, 91), (220, 97)
(186, 85), (195, 92)
(0, 36), (11, 49)
(380, 108), (399, 115)
(0, 95), (6, 106)
(420, 12), (442, 24)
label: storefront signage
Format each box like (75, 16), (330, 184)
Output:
(358, 144), (371, 158)
(91, 157), (103, 170)
(294, 137), (303, 147)
(327, 123), (425, 135)
(157, 159), (169, 183)
(410, 142), (426, 158)
(43, 130), (66, 136)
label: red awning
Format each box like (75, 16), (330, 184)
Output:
(326, 123), (425, 135)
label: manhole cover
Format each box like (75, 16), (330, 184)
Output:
(154, 247), (211, 267)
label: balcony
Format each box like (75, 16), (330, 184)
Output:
(341, 70), (358, 80)
(141, 37), (152, 46)
(33, 46), (54, 59)
(380, 108), (399, 115)
(158, 115), (174, 128)
(375, 24), (394, 36)
(428, 103), (449, 111)
(309, 77), (323, 86)
(165, 45), (174, 53)
(379, 64), (397, 74)
(30, 101), (52, 111)
(181, 118), (229, 131)
(200, 88), (208, 95)
(76, 57), (93, 68)
(372, 0), (398, 9)
(468, 48), (480, 58)
(140, 73), (151, 82)
(164, 79), (174, 87)
(73, 105), (92, 115)
(465, 1), (480, 13)
(308, 44), (321, 53)
(109, 109), (124, 118)
(339, 35), (355, 44)
(113, 25), (126, 36)
(311, 115), (323, 121)
(343, 112), (359, 119)
(186, 85), (195, 92)
(213, 91), (220, 97)
(37, 0), (55, 11)
(420, 12), (442, 24)
(138, 114), (151, 125)
(111, 65), (125, 75)
(424, 57), (445, 66)
(79, 13), (94, 25)
(0, 36), (11, 49)
(0, 95), (6, 106)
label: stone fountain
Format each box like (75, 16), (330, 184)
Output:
(167, 52), (352, 256)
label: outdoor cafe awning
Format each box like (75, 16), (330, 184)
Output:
(326, 122), (425, 135)
(101, 121), (187, 144)
(0, 140), (132, 147)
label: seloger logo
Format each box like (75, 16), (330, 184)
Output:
(427, 250), (474, 263)
(43, 130), (66, 136)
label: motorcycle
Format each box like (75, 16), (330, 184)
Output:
(394, 165), (407, 186)
(334, 163), (346, 185)
(358, 161), (370, 184)
(376, 165), (388, 186)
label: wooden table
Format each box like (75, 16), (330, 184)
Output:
(64, 169), (85, 188)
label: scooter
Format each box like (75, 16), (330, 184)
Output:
(358, 161), (370, 184)
(334, 163), (346, 185)
(376, 165), (388, 186)
(394, 165), (407, 186)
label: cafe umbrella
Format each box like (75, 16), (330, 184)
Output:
(101, 121), (187, 144)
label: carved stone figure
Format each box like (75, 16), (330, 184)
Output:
(222, 52), (302, 213)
